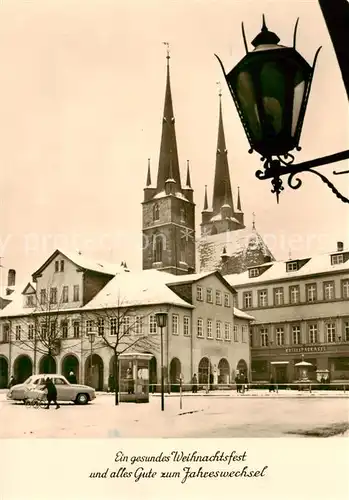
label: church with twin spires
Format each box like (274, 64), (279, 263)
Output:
(142, 52), (274, 276)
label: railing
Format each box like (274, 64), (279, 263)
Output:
(148, 381), (348, 394)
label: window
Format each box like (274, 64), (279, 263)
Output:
(196, 286), (203, 301)
(62, 286), (69, 303)
(249, 268), (259, 278)
(28, 324), (34, 340)
(86, 320), (93, 335)
(2, 324), (10, 343)
(331, 254), (344, 265)
(306, 283), (317, 302)
(172, 314), (179, 335)
(215, 290), (222, 305)
(153, 203), (160, 221)
(243, 291), (253, 309)
(341, 279), (349, 299)
(276, 327), (284, 346)
(73, 321), (80, 339)
(326, 322), (336, 343)
(233, 294), (238, 308)
(197, 318), (204, 338)
(15, 325), (21, 341)
(180, 207), (186, 222)
(55, 261), (59, 272)
(286, 261), (298, 272)
(241, 325), (248, 343)
(289, 285), (300, 304)
(324, 281), (335, 300)
(206, 288), (213, 303)
(344, 321), (349, 342)
(292, 325), (301, 345)
(224, 293), (230, 307)
(153, 235), (163, 262)
(260, 328), (268, 347)
(41, 323), (47, 340)
(97, 318), (105, 336)
(233, 325), (238, 342)
(110, 318), (117, 336)
(50, 287), (57, 304)
(273, 287), (284, 306)
(309, 324), (318, 344)
(26, 295), (34, 307)
(123, 316), (130, 334)
(258, 289), (268, 307)
(73, 285), (80, 302)
(149, 315), (157, 334)
(183, 316), (190, 336)
(61, 321), (68, 339)
(60, 260), (64, 272)
(224, 323), (231, 341)
(216, 320), (222, 340)
(40, 289), (46, 305)
(53, 377), (67, 385)
(50, 322), (56, 337)
(207, 319), (213, 339)
(135, 316), (142, 335)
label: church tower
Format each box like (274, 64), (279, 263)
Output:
(142, 49), (196, 275)
(201, 91), (245, 236)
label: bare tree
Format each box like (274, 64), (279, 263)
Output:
(9, 282), (81, 374)
(86, 297), (161, 405)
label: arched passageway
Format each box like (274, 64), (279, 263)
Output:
(85, 354), (104, 391)
(39, 355), (57, 374)
(170, 357), (181, 392)
(61, 354), (80, 382)
(218, 358), (230, 384)
(0, 356), (9, 388)
(236, 359), (248, 378)
(198, 357), (213, 385)
(13, 355), (33, 383)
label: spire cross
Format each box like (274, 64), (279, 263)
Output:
(252, 212), (256, 229)
(163, 42), (170, 61)
(216, 81), (222, 98)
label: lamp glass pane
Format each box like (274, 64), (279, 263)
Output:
(236, 71), (262, 140)
(291, 69), (306, 136)
(260, 62), (285, 138)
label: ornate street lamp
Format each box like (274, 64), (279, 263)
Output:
(215, 16), (349, 203)
(155, 312), (168, 411)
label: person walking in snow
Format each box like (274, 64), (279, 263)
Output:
(42, 377), (60, 409)
(192, 374), (198, 393)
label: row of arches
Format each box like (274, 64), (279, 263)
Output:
(0, 354), (248, 390)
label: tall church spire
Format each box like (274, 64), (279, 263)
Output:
(212, 90), (234, 215)
(146, 158), (152, 186)
(156, 44), (182, 194)
(237, 186), (242, 211)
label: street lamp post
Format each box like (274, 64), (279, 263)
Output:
(87, 332), (96, 387)
(215, 13), (349, 203)
(155, 312), (168, 412)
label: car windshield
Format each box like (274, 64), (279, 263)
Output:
(24, 376), (33, 385)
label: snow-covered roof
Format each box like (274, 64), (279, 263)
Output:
(32, 248), (128, 279)
(233, 307), (255, 321)
(225, 249), (349, 287)
(165, 271), (214, 285)
(152, 190), (189, 202)
(82, 269), (194, 311)
(198, 228), (275, 273)
(0, 282), (36, 318)
(209, 213), (241, 223)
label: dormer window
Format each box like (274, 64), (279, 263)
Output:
(286, 261), (298, 272)
(331, 254), (344, 265)
(249, 268), (260, 278)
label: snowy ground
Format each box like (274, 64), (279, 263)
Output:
(0, 390), (348, 438)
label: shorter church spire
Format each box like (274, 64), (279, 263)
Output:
(237, 186), (242, 211)
(186, 160), (192, 188)
(146, 158), (152, 186)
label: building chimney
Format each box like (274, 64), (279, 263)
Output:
(337, 241), (344, 252)
(8, 269), (16, 287)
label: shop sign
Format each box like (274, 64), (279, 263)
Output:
(285, 346), (326, 354)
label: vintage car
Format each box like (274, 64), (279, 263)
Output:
(7, 374), (96, 405)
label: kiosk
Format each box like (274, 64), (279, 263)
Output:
(118, 352), (153, 403)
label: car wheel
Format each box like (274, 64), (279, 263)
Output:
(75, 393), (89, 405)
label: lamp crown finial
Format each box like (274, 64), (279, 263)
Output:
(251, 16), (280, 47)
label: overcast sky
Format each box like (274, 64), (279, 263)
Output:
(0, 0), (348, 284)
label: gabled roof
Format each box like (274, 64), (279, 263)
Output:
(0, 281), (36, 318)
(225, 248), (349, 287)
(198, 228), (275, 273)
(165, 270), (237, 295)
(82, 269), (194, 311)
(32, 249), (127, 280)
